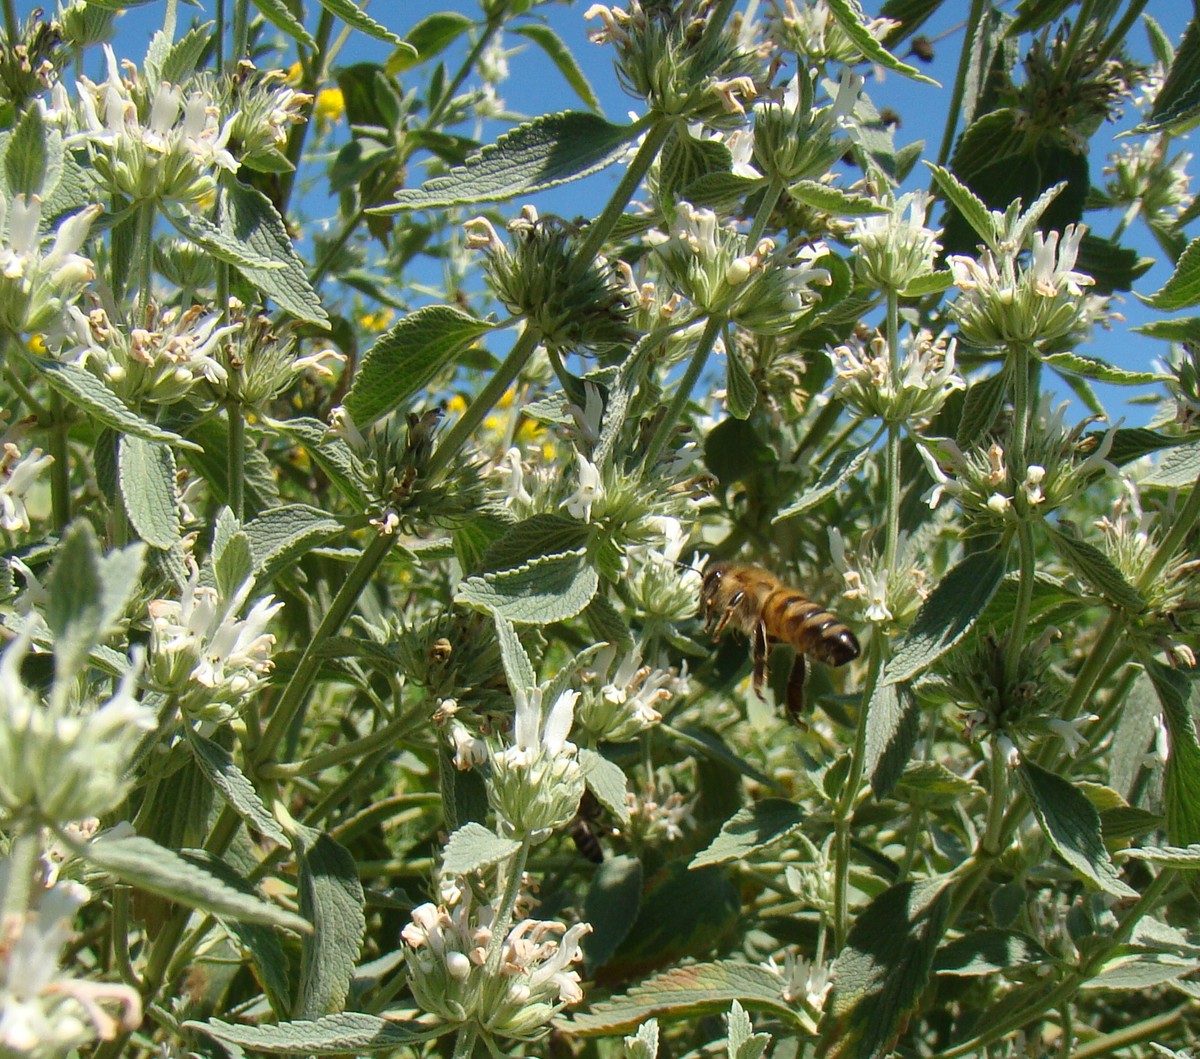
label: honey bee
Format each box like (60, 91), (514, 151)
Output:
(700, 562), (860, 721)
(569, 789), (607, 864)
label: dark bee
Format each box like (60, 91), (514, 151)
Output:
(700, 562), (860, 721)
(570, 789), (606, 864)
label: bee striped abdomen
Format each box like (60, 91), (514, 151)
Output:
(765, 592), (860, 666)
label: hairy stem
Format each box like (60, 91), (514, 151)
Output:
(640, 313), (724, 471)
(935, 0), (987, 167)
(48, 390), (70, 531)
(226, 399), (244, 522)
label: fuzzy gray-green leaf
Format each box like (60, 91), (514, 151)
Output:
(251, 0), (317, 50)
(1048, 527), (1146, 613)
(825, 0), (938, 84)
(343, 305), (492, 427)
(316, 0), (409, 47)
(118, 436), (180, 549)
(442, 822), (521, 876)
(189, 1013), (444, 1052)
(456, 549), (599, 624)
(492, 612), (536, 692)
(1018, 760), (1137, 897)
(690, 800), (804, 868)
(580, 748), (631, 824)
(82, 834), (310, 932)
(186, 728), (289, 846)
(375, 112), (639, 211)
(244, 505), (344, 586)
(774, 443), (872, 522)
(295, 829), (366, 1018)
(885, 549), (1005, 684)
(865, 681), (920, 798)
(726, 347), (758, 419)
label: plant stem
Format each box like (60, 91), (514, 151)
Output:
(254, 528), (397, 766)
(1072, 1005), (1189, 1059)
(641, 314), (724, 471)
(451, 1024), (479, 1059)
(427, 325), (540, 478)
(2, 827), (39, 922)
(277, 9), (334, 215)
(226, 400), (244, 521)
(486, 835), (532, 973)
(575, 118), (671, 267)
(48, 390), (70, 531)
(1098, 0), (1152, 63)
(832, 643), (884, 948)
(746, 177), (784, 247)
(231, 0), (248, 64)
(134, 200), (157, 323)
(1004, 521), (1037, 690)
(1136, 472), (1200, 593)
(884, 290), (901, 572)
(934, 0), (986, 167)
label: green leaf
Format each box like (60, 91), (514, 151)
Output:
(773, 443), (873, 523)
(213, 530), (254, 601)
(935, 929), (1049, 976)
(479, 514), (591, 574)
(583, 855), (643, 973)
(899, 269), (954, 297)
(271, 416), (368, 510)
(1145, 659), (1200, 847)
(580, 748), (631, 824)
(189, 1013), (443, 1053)
(1047, 526), (1146, 613)
(252, 0), (317, 50)
(1143, 440), (1200, 488)
(1139, 17), (1200, 134)
(513, 24), (599, 111)
(727, 1000), (771, 1059)
(956, 367), (1008, 447)
(1017, 760), (1137, 897)
(118, 436), (180, 549)
(23, 355), (193, 448)
(1042, 351), (1165, 385)
(456, 549), (599, 624)
(563, 961), (801, 1036)
(690, 799), (804, 868)
(185, 728), (289, 846)
(315, 0), (408, 47)
(1122, 844), (1200, 868)
(895, 761), (984, 808)
(442, 822), (521, 876)
(1142, 234), (1200, 310)
(393, 11), (472, 70)
(46, 523), (144, 685)
(224, 915), (292, 1018)
(725, 347), (757, 419)
(374, 112), (640, 211)
(295, 829), (366, 1018)
(825, 0), (939, 84)
(1133, 316), (1200, 342)
(5, 104), (50, 197)
(492, 612), (536, 692)
(156, 22), (216, 85)
(664, 724), (785, 793)
(81, 834), (310, 932)
(1106, 427), (1187, 466)
(789, 179), (889, 216)
(1086, 953), (1200, 990)
(220, 181), (328, 325)
(928, 163), (995, 245)
(865, 681), (920, 799)
(243, 505), (344, 587)
(166, 208), (288, 271)
(344, 305), (493, 426)
(885, 549), (1006, 684)
(819, 877), (951, 1059)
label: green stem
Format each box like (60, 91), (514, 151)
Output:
(451, 1024), (479, 1059)
(134, 200), (157, 323)
(427, 325), (540, 479)
(254, 528), (397, 766)
(1098, 0), (1152, 64)
(226, 400), (244, 522)
(1059, 613), (1123, 721)
(883, 291), (901, 572)
(277, 9), (334, 214)
(1003, 522), (1037, 690)
(982, 736), (1008, 854)
(746, 177), (784, 247)
(833, 642), (884, 948)
(1072, 1005), (1189, 1059)
(427, 12), (506, 129)
(1057, 0), (1097, 77)
(934, 0), (987, 167)
(214, 0), (225, 73)
(112, 887), (144, 990)
(641, 314), (724, 471)
(259, 712), (421, 778)
(1136, 472), (1200, 593)
(231, 0), (248, 64)
(575, 118), (671, 266)
(48, 390), (70, 531)
(0, 0), (15, 47)
(2, 827), (39, 922)
(308, 207), (364, 290)
(485, 835), (532, 974)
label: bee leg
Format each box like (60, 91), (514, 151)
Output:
(712, 591), (745, 639)
(785, 652), (807, 724)
(751, 620), (770, 700)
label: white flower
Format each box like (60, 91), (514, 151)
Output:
(1046, 714), (1098, 757)
(0, 444), (53, 532)
(510, 685), (579, 762)
(564, 452), (603, 522)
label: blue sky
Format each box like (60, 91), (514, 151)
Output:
(78, 1), (1199, 424)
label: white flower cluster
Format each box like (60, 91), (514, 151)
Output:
(828, 328), (963, 426)
(0, 440), (53, 534)
(402, 879), (591, 1041)
(0, 866), (141, 1058)
(148, 564), (283, 725)
(575, 644), (681, 742)
(849, 191), (943, 294)
(0, 635), (154, 822)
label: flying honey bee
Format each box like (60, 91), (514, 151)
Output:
(569, 789), (606, 864)
(700, 562), (860, 721)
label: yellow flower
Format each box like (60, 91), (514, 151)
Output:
(446, 394), (468, 416)
(285, 62), (303, 86)
(314, 87), (345, 126)
(26, 334), (46, 354)
(358, 308), (394, 333)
